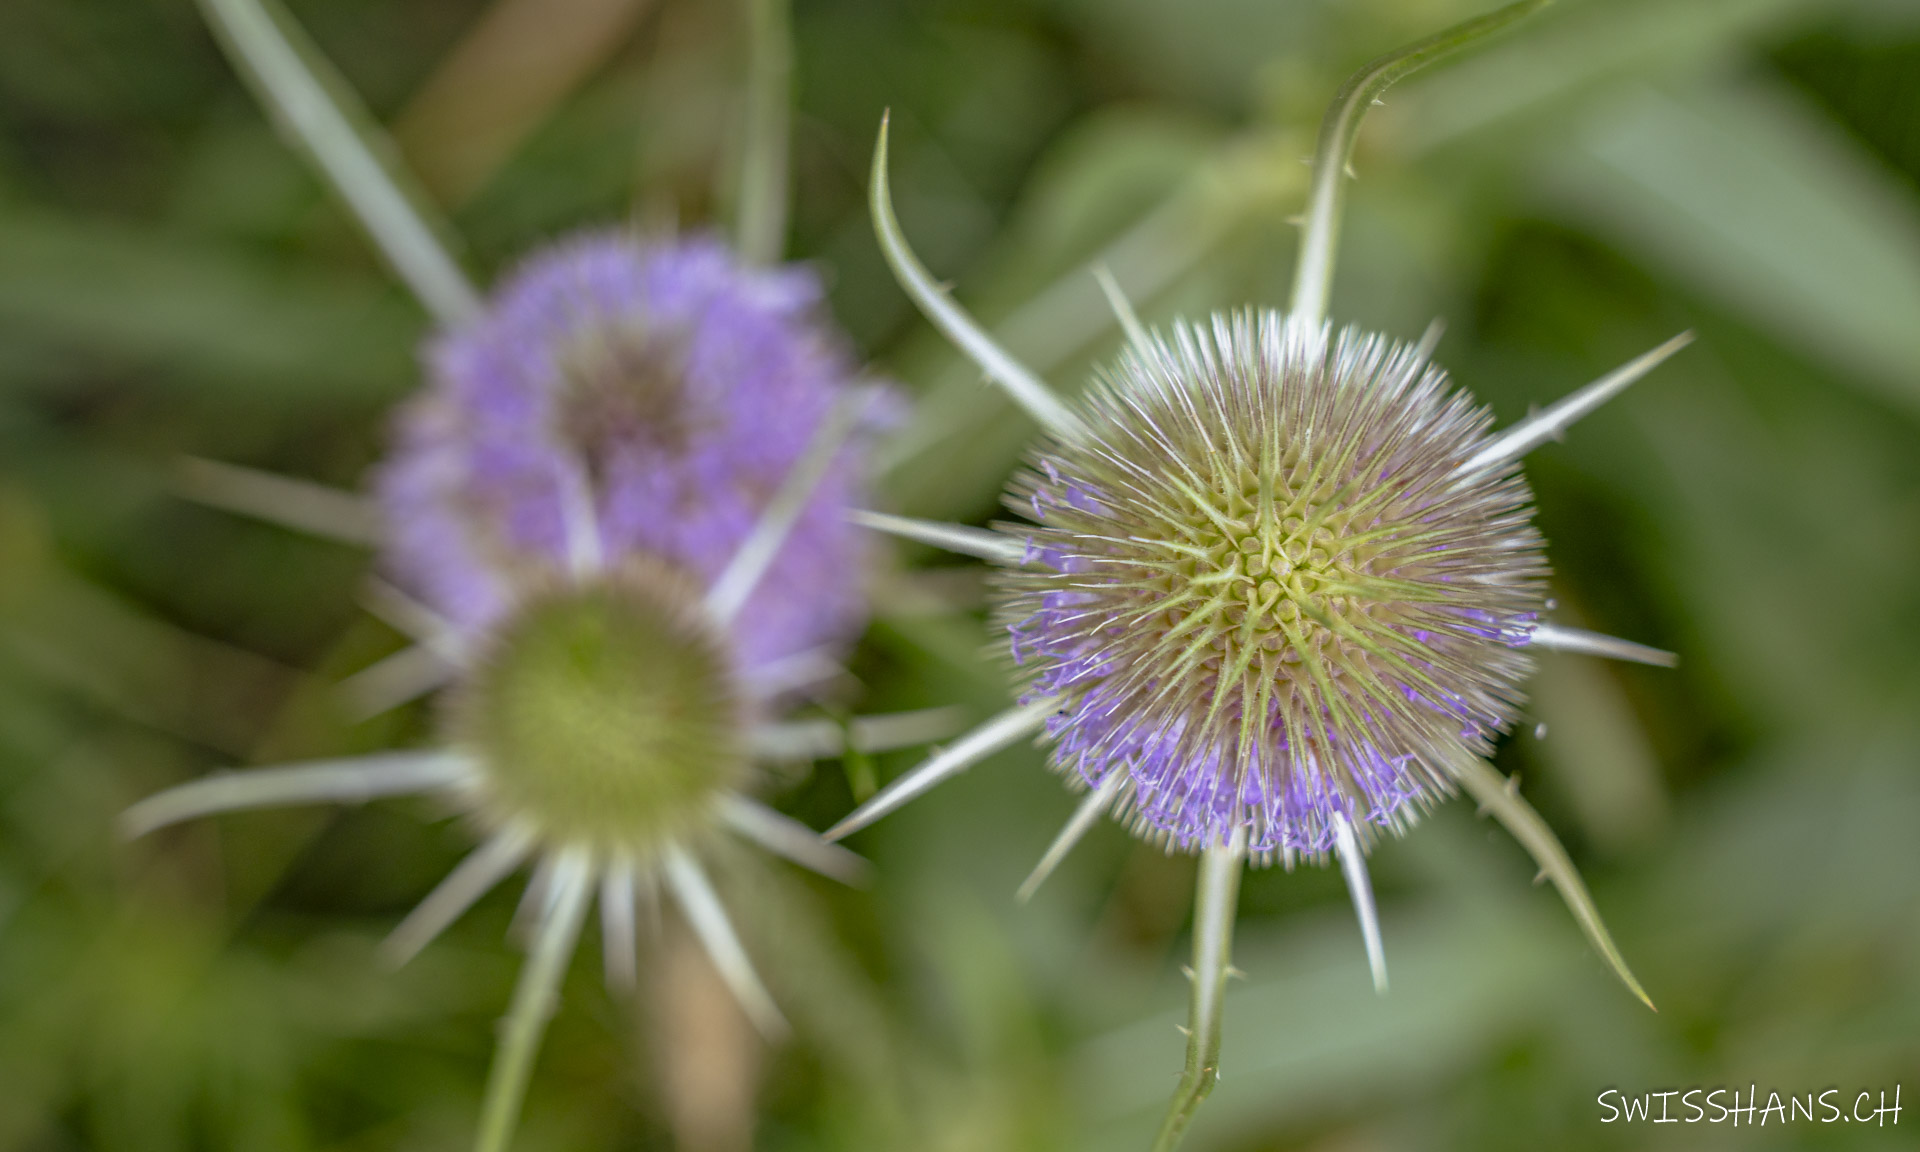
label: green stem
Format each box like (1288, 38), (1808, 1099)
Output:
(1288, 0), (1552, 328)
(1150, 828), (1247, 1152)
(735, 0), (792, 265)
(833, 710), (879, 801)
(475, 853), (593, 1152)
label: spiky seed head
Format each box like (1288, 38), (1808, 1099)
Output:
(997, 311), (1548, 862)
(449, 561), (744, 857)
(375, 231), (884, 676)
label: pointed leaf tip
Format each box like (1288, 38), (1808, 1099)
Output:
(1462, 330), (1696, 474)
(1452, 755), (1655, 1011)
(1016, 770), (1126, 903)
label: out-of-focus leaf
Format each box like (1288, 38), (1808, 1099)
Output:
(0, 208), (416, 401)
(1049, 0), (1325, 110)
(1628, 343), (1920, 729)
(1538, 80), (1920, 414)
(392, 0), (656, 207)
(3, 571), (304, 756)
(1393, 0), (1817, 149)
(3, 1), (1918, 1148)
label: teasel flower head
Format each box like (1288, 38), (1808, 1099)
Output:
(351, 229), (903, 870)
(125, 2), (948, 1148)
(378, 232), (876, 680)
(133, 225), (943, 1152)
(833, 3), (1687, 1148)
(1002, 313), (1547, 861)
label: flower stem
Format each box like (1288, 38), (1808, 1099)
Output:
(735, 0), (791, 265)
(1288, 0), (1552, 328)
(475, 853), (592, 1152)
(1150, 827), (1247, 1152)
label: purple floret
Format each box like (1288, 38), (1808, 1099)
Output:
(376, 232), (882, 677)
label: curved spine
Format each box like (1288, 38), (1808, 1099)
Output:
(1289, 0), (1553, 326)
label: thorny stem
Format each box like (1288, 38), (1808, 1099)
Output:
(476, 853), (593, 1152)
(735, 0), (791, 265)
(1150, 827), (1247, 1152)
(1288, 0), (1551, 327)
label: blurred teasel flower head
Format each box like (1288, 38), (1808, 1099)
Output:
(124, 2), (941, 1145)
(368, 230), (894, 863)
(132, 227), (930, 1151)
(379, 233), (877, 679)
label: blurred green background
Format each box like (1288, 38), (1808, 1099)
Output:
(1, 0), (1917, 1148)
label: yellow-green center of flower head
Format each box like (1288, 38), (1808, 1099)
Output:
(451, 564), (745, 857)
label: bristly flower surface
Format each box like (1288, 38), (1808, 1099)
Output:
(1002, 312), (1547, 861)
(378, 232), (875, 675)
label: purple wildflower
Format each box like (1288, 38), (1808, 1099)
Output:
(837, 9), (1679, 1144)
(996, 313), (1547, 861)
(127, 227), (950, 1152)
(376, 231), (879, 676)
(839, 78), (1679, 1030)
(131, 0), (955, 1143)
